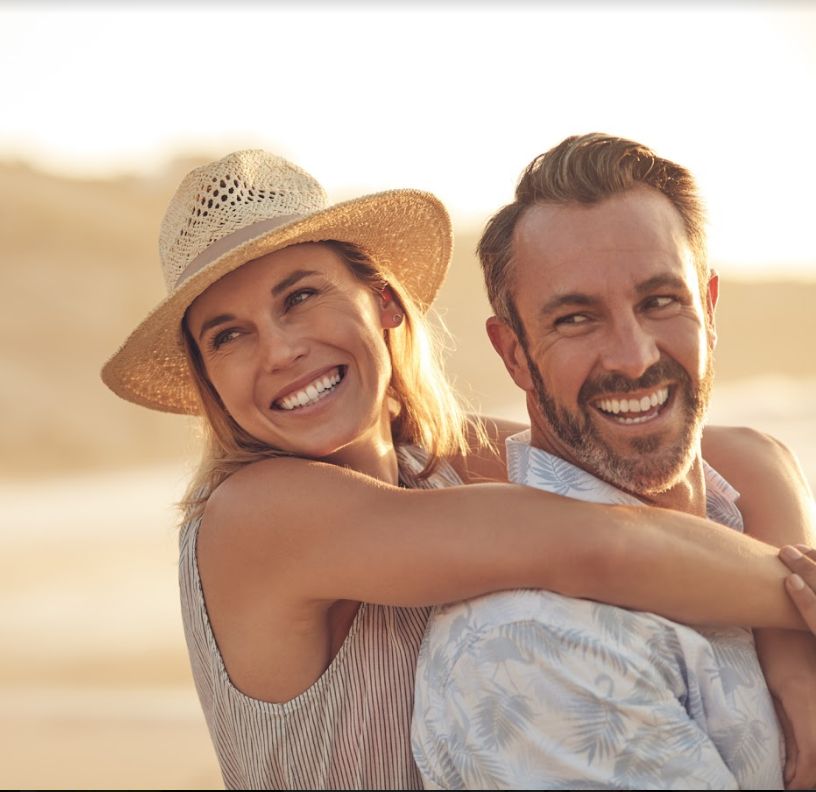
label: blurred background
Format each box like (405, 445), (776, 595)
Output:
(2, 1), (814, 788)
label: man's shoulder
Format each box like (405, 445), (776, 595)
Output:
(422, 587), (734, 684)
(432, 589), (566, 632)
(423, 588), (668, 666)
(424, 590), (563, 662)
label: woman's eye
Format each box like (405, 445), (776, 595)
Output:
(285, 288), (317, 310)
(211, 328), (240, 350)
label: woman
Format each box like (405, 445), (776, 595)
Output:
(786, 545), (816, 631)
(102, 150), (816, 789)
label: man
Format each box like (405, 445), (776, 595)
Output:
(411, 134), (785, 789)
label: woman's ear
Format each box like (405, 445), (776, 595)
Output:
(380, 284), (396, 308)
(379, 285), (403, 329)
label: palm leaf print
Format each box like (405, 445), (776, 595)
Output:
(473, 688), (535, 751)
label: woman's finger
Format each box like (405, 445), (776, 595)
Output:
(786, 573), (816, 634)
(794, 544), (816, 562)
(779, 545), (816, 586)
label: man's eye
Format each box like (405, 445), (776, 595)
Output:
(555, 313), (590, 327)
(285, 288), (317, 310)
(646, 295), (677, 310)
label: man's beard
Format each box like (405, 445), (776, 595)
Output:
(523, 347), (715, 497)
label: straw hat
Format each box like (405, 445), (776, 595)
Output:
(101, 150), (452, 414)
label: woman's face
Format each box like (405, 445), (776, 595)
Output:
(186, 243), (396, 465)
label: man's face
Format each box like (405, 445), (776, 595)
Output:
(487, 186), (718, 497)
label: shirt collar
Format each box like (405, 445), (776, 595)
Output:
(505, 429), (740, 509)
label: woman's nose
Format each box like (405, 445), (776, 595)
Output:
(257, 322), (308, 372)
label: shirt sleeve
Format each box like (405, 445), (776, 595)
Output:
(431, 618), (740, 790)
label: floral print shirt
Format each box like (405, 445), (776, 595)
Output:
(411, 431), (784, 790)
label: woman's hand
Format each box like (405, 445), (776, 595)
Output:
(780, 545), (816, 634)
(755, 627), (816, 789)
(769, 546), (816, 789)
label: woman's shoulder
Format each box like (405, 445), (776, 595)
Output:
(211, 455), (374, 499)
(201, 455), (426, 559)
(204, 457), (294, 523)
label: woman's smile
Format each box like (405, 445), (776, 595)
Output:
(271, 365), (347, 412)
(187, 242), (395, 463)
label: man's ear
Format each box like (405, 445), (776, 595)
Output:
(485, 316), (535, 392)
(705, 271), (719, 348)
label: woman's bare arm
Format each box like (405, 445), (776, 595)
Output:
(701, 425), (816, 790)
(702, 425), (815, 549)
(199, 456), (807, 629)
(783, 547), (816, 632)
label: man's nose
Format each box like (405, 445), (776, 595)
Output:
(598, 314), (660, 380)
(257, 322), (307, 372)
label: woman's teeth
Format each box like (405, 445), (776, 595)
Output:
(276, 369), (343, 411)
(596, 387), (669, 419)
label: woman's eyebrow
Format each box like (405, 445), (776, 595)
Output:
(197, 270), (324, 340)
(271, 269), (320, 296)
(198, 313), (235, 341)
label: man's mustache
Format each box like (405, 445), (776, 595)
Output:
(578, 358), (691, 405)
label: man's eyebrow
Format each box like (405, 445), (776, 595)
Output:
(539, 292), (596, 317)
(537, 274), (691, 319)
(635, 273), (689, 296)
(270, 269), (321, 296)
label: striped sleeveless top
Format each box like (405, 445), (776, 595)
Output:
(178, 446), (463, 790)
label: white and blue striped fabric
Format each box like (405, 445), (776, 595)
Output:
(179, 445), (462, 790)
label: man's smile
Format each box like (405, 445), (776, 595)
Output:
(591, 386), (671, 425)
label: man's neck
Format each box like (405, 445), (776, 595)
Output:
(526, 427), (709, 517)
(634, 454), (708, 516)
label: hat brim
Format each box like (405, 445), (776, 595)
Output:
(101, 189), (452, 414)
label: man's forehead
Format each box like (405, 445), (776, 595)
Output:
(512, 187), (690, 268)
(506, 188), (701, 313)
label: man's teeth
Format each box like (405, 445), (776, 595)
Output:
(596, 387), (669, 416)
(277, 370), (342, 410)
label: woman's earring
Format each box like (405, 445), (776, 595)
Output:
(391, 312), (403, 327)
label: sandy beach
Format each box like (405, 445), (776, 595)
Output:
(3, 377), (815, 789)
(1, 466), (222, 789)
(2, 161), (814, 789)
(3, 688), (220, 789)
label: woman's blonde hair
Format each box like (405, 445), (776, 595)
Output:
(179, 240), (473, 522)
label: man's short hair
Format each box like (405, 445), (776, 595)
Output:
(478, 133), (708, 324)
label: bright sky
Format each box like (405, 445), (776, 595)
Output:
(3, 2), (815, 277)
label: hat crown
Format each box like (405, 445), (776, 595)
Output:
(159, 150), (328, 291)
